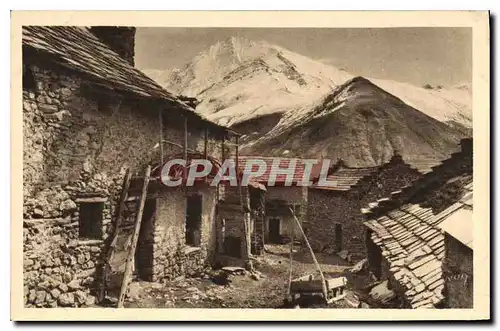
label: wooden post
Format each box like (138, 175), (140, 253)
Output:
(117, 165), (151, 308)
(289, 207), (328, 303)
(221, 134), (225, 161)
(159, 109), (163, 166)
(287, 205), (295, 298)
(204, 127), (208, 184)
(183, 116), (188, 194)
(204, 127), (208, 159)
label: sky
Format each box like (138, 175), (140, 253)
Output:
(135, 27), (472, 87)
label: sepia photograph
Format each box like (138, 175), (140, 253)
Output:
(11, 10), (490, 321)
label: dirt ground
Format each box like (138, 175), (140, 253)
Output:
(122, 244), (374, 309)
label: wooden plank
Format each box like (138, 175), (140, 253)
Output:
(98, 168), (131, 303)
(117, 165), (151, 308)
(287, 206), (295, 297)
(159, 109), (164, 166)
(184, 116), (188, 195)
(75, 197), (108, 203)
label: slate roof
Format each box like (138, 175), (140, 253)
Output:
(364, 174), (473, 308)
(437, 183), (473, 249)
(362, 139), (472, 308)
(22, 26), (230, 132)
(236, 156), (329, 185)
(312, 166), (380, 191)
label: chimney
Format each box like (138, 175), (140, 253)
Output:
(460, 138), (473, 155)
(89, 26), (136, 66)
(390, 149), (403, 163)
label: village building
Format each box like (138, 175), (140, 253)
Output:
(362, 138), (472, 308)
(22, 26), (239, 307)
(306, 153), (422, 261)
(438, 191), (473, 308)
(235, 156), (328, 247)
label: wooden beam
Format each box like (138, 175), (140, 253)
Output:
(288, 205), (295, 297)
(204, 127), (208, 159)
(159, 109), (164, 166)
(184, 116), (188, 194)
(204, 127), (208, 184)
(117, 166), (151, 308)
(221, 134), (225, 161)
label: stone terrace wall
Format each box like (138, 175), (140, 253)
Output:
(22, 61), (203, 307)
(307, 160), (421, 260)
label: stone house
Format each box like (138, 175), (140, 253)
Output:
(22, 26), (236, 307)
(306, 154), (422, 261)
(236, 156), (326, 245)
(363, 138), (473, 308)
(438, 193), (473, 308)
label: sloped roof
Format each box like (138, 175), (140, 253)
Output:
(22, 26), (230, 133)
(236, 156), (328, 185)
(312, 166), (380, 191)
(364, 174), (473, 308)
(437, 182), (473, 249)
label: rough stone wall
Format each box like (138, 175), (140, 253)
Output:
(152, 185), (217, 282)
(307, 160), (421, 259)
(22, 61), (205, 307)
(443, 234), (473, 308)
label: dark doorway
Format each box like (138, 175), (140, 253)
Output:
(186, 194), (202, 246)
(135, 199), (156, 281)
(268, 217), (281, 244)
(366, 229), (382, 279)
(224, 236), (242, 258)
(334, 224), (343, 252)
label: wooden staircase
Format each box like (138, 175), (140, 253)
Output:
(97, 165), (151, 308)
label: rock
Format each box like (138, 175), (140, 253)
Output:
(35, 290), (47, 305)
(60, 199), (77, 211)
(63, 271), (73, 282)
(369, 280), (396, 304)
(337, 250), (350, 260)
(360, 302), (370, 308)
(38, 104), (58, 114)
(127, 282), (141, 300)
(74, 290), (87, 305)
(24, 259), (34, 267)
(46, 292), (56, 303)
(58, 283), (68, 293)
(85, 295), (96, 307)
(67, 279), (81, 290)
(222, 266), (245, 274)
(50, 288), (61, 299)
(82, 277), (94, 286)
(58, 293), (75, 307)
(350, 258), (368, 274)
(61, 87), (72, 97)
(38, 281), (51, 290)
(28, 290), (36, 303)
(250, 272), (260, 281)
(33, 208), (44, 218)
